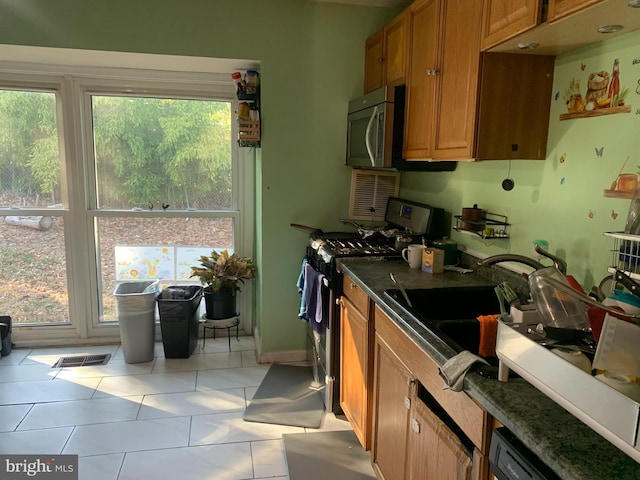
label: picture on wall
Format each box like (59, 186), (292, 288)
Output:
(560, 58), (631, 120)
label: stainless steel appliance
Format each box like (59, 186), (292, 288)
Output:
(346, 86), (456, 172)
(490, 427), (561, 480)
(296, 197), (445, 413)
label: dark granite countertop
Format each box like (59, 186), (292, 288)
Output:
(338, 258), (640, 480)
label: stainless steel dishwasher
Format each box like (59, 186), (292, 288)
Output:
(489, 427), (561, 480)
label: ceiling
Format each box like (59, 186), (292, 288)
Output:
(313, 0), (411, 7)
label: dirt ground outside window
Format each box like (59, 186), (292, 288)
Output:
(0, 211), (230, 325)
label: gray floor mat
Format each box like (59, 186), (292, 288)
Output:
(283, 430), (375, 480)
(242, 363), (325, 428)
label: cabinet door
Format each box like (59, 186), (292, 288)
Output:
(343, 274), (370, 317)
(371, 334), (412, 480)
(408, 396), (473, 480)
(365, 29), (384, 94)
(384, 11), (409, 87)
(547, 0), (603, 22)
(481, 0), (543, 50)
(403, 0), (440, 160)
(432, 0), (483, 160)
(340, 296), (371, 450)
(475, 53), (555, 160)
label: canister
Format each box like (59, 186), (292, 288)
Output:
(433, 237), (458, 266)
(461, 204), (483, 231)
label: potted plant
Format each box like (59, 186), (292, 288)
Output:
(190, 249), (257, 319)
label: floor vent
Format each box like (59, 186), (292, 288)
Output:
(52, 353), (111, 368)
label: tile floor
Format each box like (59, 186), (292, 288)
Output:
(0, 336), (353, 480)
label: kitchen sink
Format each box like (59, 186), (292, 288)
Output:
(384, 285), (501, 358)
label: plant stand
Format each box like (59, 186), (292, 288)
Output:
(200, 313), (240, 351)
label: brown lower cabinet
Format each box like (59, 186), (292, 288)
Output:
(372, 304), (491, 480)
(339, 273), (374, 450)
(340, 294), (372, 450)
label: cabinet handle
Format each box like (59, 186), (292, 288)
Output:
(407, 377), (416, 387)
(426, 68), (440, 76)
(404, 396), (411, 410)
(350, 283), (356, 289)
(411, 418), (420, 434)
(377, 57), (385, 63)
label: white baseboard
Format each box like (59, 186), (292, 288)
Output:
(252, 327), (308, 364)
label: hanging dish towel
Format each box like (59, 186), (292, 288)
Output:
(477, 314), (500, 357)
(439, 351), (488, 392)
(297, 258), (326, 334)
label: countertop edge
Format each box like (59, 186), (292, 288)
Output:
(338, 258), (640, 480)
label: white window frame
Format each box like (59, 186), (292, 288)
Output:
(0, 50), (256, 346)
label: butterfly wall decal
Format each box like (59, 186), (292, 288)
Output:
(554, 91), (560, 101)
(580, 63), (586, 71)
(595, 147), (604, 158)
(612, 210), (619, 220)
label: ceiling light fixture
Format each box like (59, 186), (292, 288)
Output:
(517, 42), (539, 50)
(598, 25), (624, 34)
(628, 0), (640, 8)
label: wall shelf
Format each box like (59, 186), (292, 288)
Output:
(235, 72), (261, 148)
(453, 212), (510, 239)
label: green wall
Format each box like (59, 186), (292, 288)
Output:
(0, 0), (396, 354)
(401, 31), (640, 292)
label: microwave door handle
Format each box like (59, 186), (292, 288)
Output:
(365, 106), (378, 167)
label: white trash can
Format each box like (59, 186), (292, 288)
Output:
(114, 280), (159, 364)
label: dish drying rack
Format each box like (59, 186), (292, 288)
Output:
(604, 231), (640, 280)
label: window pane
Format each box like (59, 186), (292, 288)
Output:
(0, 90), (62, 208)
(97, 217), (233, 323)
(0, 214), (69, 325)
(92, 96), (232, 210)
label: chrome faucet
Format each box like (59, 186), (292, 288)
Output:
(477, 244), (568, 273)
(477, 254), (546, 271)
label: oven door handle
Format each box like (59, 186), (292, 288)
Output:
(365, 105), (378, 167)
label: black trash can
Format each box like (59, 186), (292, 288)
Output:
(156, 286), (203, 358)
(0, 315), (12, 356)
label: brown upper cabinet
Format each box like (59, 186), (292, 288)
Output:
(403, 0), (441, 159)
(547, 0), (603, 22)
(481, 0), (544, 50)
(364, 10), (409, 94)
(402, 0), (554, 161)
(481, 0), (605, 50)
(475, 53), (555, 160)
(482, 0), (640, 55)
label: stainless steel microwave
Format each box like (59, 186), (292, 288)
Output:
(345, 86), (456, 172)
(346, 86), (400, 168)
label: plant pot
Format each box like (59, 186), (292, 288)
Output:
(204, 289), (237, 319)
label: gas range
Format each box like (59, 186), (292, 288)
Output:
(310, 234), (400, 266)
(295, 197), (446, 416)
